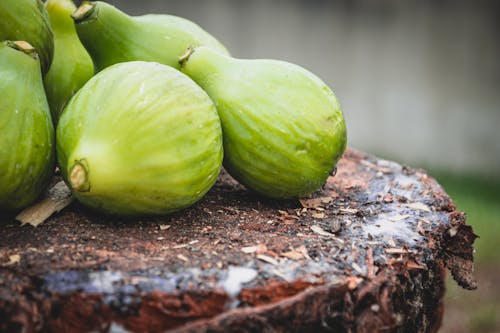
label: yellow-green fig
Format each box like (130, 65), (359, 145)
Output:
(0, 41), (55, 211)
(180, 47), (347, 199)
(0, 0), (54, 75)
(44, 0), (94, 123)
(72, 1), (229, 72)
(57, 61), (223, 216)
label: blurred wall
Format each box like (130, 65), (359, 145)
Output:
(96, 0), (500, 176)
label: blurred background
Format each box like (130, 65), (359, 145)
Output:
(88, 0), (500, 331)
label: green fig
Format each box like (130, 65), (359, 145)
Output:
(0, 0), (54, 75)
(57, 61), (223, 216)
(179, 47), (347, 199)
(44, 0), (94, 123)
(71, 1), (229, 72)
(0, 41), (55, 211)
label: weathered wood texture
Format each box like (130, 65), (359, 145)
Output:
(0, 149), (477, 333)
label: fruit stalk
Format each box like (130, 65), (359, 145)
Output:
(72, 1), (229, 72)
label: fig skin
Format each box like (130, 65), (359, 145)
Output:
(44, 0), (94, 123)
(72, 1), (229, 72)
(0, 41), (55, 211)
(180, 47), (347, 199)
(0, 0), (54, 75)
(57, 61), (223, 216)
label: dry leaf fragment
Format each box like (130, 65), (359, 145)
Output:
(16, 181), (73, 227)
(159, 224), (171, 230)
(311, 212), (325, 219)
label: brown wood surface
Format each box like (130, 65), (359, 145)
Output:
(0, 149), (477, 333)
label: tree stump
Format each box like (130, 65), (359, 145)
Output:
(0, 149), (477, 333)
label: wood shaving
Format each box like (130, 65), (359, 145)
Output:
(16, 181), (73, 227)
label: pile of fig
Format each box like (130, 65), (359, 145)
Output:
(0, 0), (347, 216)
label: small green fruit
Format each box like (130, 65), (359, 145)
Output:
(57, 61), (223, 216)
(72, 1), (229, 72)
(44, 0), (94, 123)
(0, 41), (55, 211)
(180, 47), (347, 199)
(0, 0), (54, 75)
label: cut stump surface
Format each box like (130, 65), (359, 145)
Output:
(0, 149), (477, 333)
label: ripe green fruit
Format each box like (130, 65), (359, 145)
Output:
(44, 0), (94, 123)
(0, 0), (54, 75)
(180, 47), (347, 199)
(0, 41), (55, 211)
(57, 61), (223, 216)
(72, 1), (229, 72)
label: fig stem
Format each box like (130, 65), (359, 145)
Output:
(178, 46), (195, 68)
(70, 160), (90, 192)
(71, 1), (96, 23)
(5, 41), (38, 59)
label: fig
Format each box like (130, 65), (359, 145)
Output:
(179, 47), (347, 199)
(44, 0), (94, 123)
(72, 1), (229, 72)
(57, 61), (223, 216)
(0, 41), (55, 211)
(0, 0), (54, 75)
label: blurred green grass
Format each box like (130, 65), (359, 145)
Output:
(430, 171), (500, 333)
(432, 171), (500, 264)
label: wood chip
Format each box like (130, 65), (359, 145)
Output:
(388, 214), (410, 222)
(4, 254), (21, 266)
(385, 248), (410, 254)
(280, 245), (310, 261)
(299, 197), (330, 209)
(241, 243), (267, 254)
(159, 224), (171, 230)
(405, 202), (431, 212)
(345, 276), (363, 290)
(311, 212), (325, 219)
(256, 254), (279, 265)
(16, 181), (73, 227)
(310, 226), (344, 244)
(406, 259), (426, 270)
(339, 208), (358, 214)
(351, 262), (364, 275)
(177, 254), (189, 262)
